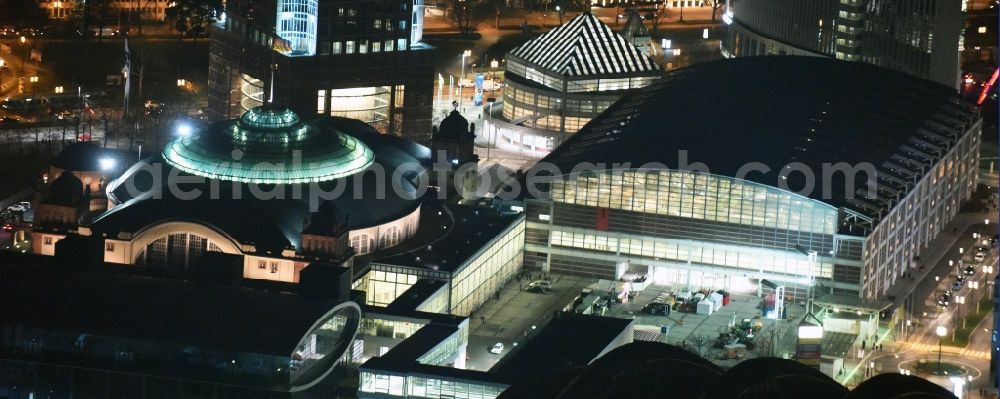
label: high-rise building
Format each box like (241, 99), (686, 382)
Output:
(208, 0), (434, 142)
(721, 0), (964, 88)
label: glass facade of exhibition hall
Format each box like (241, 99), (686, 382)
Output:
(359, 372), (507, 398)
(364, 217), (525, 316)
(493, 64), (659, 153)
(525, 169), (867, 299)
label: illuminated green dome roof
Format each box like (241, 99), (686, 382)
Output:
(163, 107), (374, 184)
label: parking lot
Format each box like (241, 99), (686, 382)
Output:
(602, 284), (806, 361)
(462, 273), (809, 370)
(464, 273), (592, 371)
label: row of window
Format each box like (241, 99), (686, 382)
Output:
(549, 229), (834, 279)
(257, 259), (281, 273)
(360, 372), (505, 398)
(551, 170), (838, 234)
(318, 38), (408, 55)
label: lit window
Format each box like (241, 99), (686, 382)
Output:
(317, 90), (327, 114)
(43, 237), (53, 246)
(258, 260), (267, 269)
(332, 42), (342, 54)
(372, 42), (380, 53)
(270, 262), (279, 273)
(978, 26), (987, 33)
(346, 41), (355, 54)
(397, 38), (407, 50)
(539, 214), (551, 221)
(385, 39), (393, 52)
(105, 242), (115, 252)
(374, 20), (382, 30)
(399, 20), (406, 30)
(359, 41), (368, 54)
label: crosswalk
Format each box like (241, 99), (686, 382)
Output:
(901, 342), (991, 360)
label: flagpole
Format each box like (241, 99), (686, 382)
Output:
(123, 38), (131, 121)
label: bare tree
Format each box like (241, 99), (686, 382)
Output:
(688, 333), (712, 357)
(451, 0), (477, 34)
(707, 0), (724, 22)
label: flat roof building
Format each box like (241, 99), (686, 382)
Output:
(361, 204), (525, 316)
(484, 13), (661, 157)
(358, 312), (634, 399)
(524, 56), (981, 300)
(721, 0), (964, 88)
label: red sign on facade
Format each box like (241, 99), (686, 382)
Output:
(596, 208), (609, 231)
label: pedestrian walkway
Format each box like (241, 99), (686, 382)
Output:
(884, 209), (992, 307)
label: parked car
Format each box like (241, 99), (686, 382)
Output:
(528, 280), (552, 290)
(525, 285), (547, 294)
(2, 223), (12, 232)
(951, 281), (963, 292)
(937, 293), (951, 307)
(964, 266), (976, 276)
(955, 275), (966, 284)
(489, 342), (504, 354)
(974, 251), (986, 262)
(5, 202), (30, 213)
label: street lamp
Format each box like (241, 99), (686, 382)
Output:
(29, 76), (38, 99)
(19, 36), (27, 77)
(461, 50), (471, 81)
(935, 326), (947, 374)
(959, 247), (964, 254)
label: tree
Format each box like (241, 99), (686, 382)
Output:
(451, 0), (477, 34)
(687, 333), (712, 358)
(165, 0), (222, 37)
(0, 0), (50, 30)
(70, 0), (116, 42)
(707, 0), (724, 22)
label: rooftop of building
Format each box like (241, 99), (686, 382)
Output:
(0, 255), (350, 357)
(507, 12), (660, 78)
(385, 279), (449, 312)
(489, 312), (633, 381)
(92, 114), (430, 251)
(536, 56), (980, 226)
(361, 322), (508, 384)
(163, 106), (374, 184)
(361, 312), (633, 387)
(371, 204), (524, 274)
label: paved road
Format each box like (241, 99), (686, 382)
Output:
(464, 273), (591, 372)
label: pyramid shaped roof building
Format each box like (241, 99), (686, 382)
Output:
(508, 13), (659, 77)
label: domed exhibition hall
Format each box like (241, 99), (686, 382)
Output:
(524, 56), (982, 302)
(33, 106), (432, 283)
